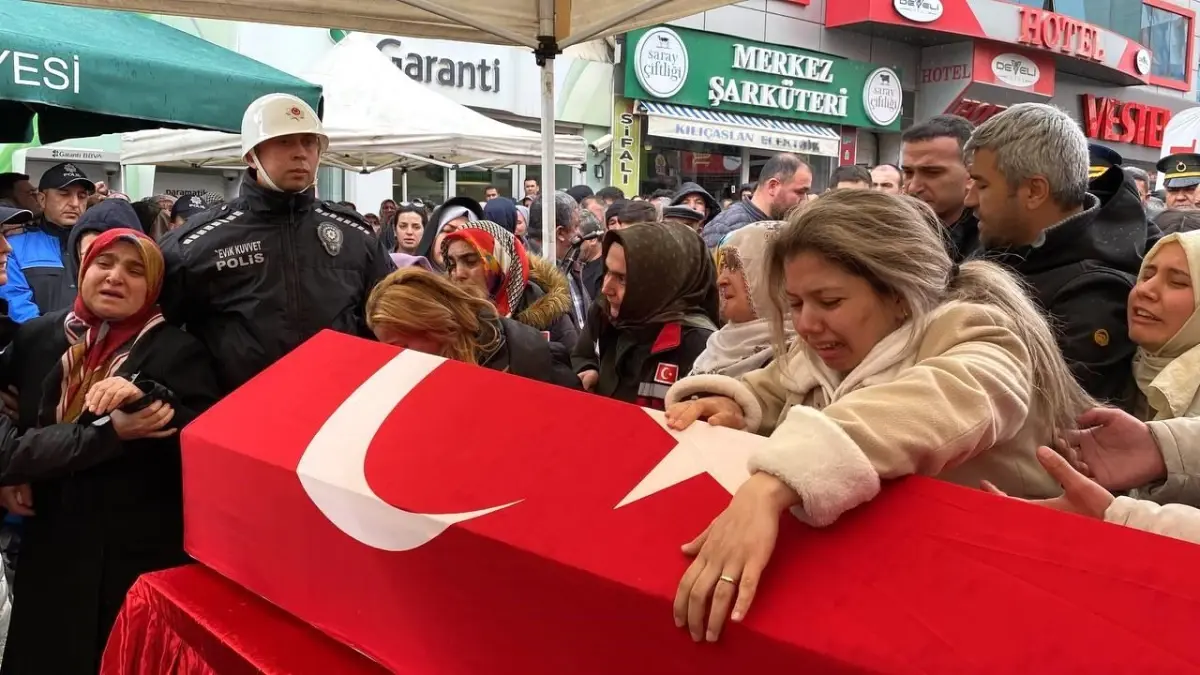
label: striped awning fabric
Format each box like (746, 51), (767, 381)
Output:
(638, 101), (841, 140)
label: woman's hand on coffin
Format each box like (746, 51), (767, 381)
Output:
(665, 396), (744, 431)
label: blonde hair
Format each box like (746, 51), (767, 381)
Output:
(366, 267), (500, 364)
(763, 189), (1094, 433)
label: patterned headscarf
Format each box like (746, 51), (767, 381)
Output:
(57, 228), (166, 423)
(598, 221), (719, 329)
(441, 221), (530, 317)
(716, 221), (785, 319)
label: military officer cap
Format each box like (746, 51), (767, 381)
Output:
(1157, 153), (1200, 190)
(1088, 143), (1123, 180)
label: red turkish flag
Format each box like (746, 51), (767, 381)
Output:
(182, 331), (1200, 674)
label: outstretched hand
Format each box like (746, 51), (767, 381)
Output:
(982, 446), (1114, 519)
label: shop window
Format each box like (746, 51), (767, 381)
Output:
(1141, 1), (1192, 85)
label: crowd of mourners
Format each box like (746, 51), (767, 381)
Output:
(2, 92), (1200, 671)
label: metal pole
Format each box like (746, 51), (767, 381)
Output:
(401, 170), (409, 202)
(540, 56), (556, 262)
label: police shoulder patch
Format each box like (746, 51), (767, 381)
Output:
(318, 221), (344, 256)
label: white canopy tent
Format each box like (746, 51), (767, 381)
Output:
(122, 34), (587, 176)
(40, 0), (736, 258)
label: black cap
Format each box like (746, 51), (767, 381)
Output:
(1157, 153), (1200, 190)
(37, 162), (96, 192)
(170, 194), (209, 220)
(662, 205), (705, 223)
(0, 205), (32, 227)
(565, 185), (594, 203)
(1088, 143), (1123, 179)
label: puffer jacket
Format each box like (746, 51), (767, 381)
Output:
(513, 256), (580, 362)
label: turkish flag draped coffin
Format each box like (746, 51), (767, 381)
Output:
(183, 331), (1200, 674)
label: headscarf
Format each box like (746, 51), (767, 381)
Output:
(483, 197), (519, 234)
(57, 228), (166, 423)
(441, 221), (530, 317)
(1132, 230), (1200, 419)
(515, 205), (530, 230)
(418, 197), (483, 261)
(691, 222), (791, 377)
(389, 252), (434, 271)
(598, 221), (719, 329)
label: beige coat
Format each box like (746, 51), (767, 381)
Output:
(666, 301), (1059, 527)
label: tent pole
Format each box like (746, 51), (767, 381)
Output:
(539, 52), (557, 262)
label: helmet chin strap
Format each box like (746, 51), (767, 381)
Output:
(249, 150), (317, 194)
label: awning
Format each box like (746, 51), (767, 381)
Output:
(639, 101), (842, 158)
(0, 0), (323, 143)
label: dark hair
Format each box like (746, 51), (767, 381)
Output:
(484, 185), (498, 193)
(901, 114), (975, 151)
(337, 201), (358, 212)
(1156, 209), (1200, 235)
(831, 165), (872, 186)
(0, 173), (30, 200)
(395, 203), (428, 225)
(596, 186), (625, 202)
(740, 182), (756, 193)
(605, 199), (628, 225)
(650, 188), (675, 200)
(130, 200), (171, 240)
(758, 153), (808, 187)
(618, 200), (658, 225)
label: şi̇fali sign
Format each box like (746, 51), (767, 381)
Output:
(623, 26), (902, 131)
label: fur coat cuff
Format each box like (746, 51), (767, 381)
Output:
(748, 405), (881, 527)
(665, 374), (764, 433)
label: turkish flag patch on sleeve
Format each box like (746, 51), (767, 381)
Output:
(654, 363), (679, 385)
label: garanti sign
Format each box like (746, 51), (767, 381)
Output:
(623, 26), (903, 131)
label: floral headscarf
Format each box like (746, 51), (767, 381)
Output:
(441, 221), (530, 317)
(57, 228), (166, 423)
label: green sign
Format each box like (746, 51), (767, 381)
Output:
(623, 26), (903, 131)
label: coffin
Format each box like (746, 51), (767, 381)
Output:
(182, 330), (1200, 674)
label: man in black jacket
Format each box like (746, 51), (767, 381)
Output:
(964, 103), (1148, 411)
(159, 93), (394, 394)
(901, 115), (980, 262)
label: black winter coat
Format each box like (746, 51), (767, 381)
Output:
(572, 312), (713, 409)
(484, 318), (581, 390)
(0, 310), (222, 675)
(158, 172), (395, 394)
(983, 167), (1149, 411)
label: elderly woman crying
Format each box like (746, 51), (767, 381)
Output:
(0, 228), (221, 674)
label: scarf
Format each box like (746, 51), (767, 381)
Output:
(598, 221), (719, 329)
(691, 222), (791, 377)
(483, 197), (519, 234)
(57, 228), (166, 423)
(441, 221), (530, 317)
(1133, 230), (1200, 419)
(776, 313), (926, 411)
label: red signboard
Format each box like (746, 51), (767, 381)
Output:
(1081, 94), (1172, 148)
(1017, 7), (1106, 61)
(948, 98), (1008, 125)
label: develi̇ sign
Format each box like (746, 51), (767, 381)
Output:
(623, 26), (902, 130)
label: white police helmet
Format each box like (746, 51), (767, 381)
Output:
(240, 93), (327, 159)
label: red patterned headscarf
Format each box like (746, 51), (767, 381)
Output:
(441, 221), (530, 317)
(56, 228), (166, 423)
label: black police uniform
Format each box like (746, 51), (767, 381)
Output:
(158, 172), (395, 394)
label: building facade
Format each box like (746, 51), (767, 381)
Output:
(624, 0), (1199, 196)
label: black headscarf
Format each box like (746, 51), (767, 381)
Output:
(596, 221), (719, 329)
(483, 197), (518, 234)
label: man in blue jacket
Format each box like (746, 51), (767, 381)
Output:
(0, 163), (94, 323)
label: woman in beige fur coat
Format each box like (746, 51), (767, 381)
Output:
(662, 190), (1094, 643)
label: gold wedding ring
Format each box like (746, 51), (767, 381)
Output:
(718, 575), (737, 585)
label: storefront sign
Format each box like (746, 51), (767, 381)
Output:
(948, 98), (1008, 124)
(0, 50), (80, 93)
(921, 62), (970, 83)
(645, 115), (840, 157)
(377, 38), (502, 93)
(893, 0), (942, 23)
(990, 53), (1040, 89)
(610, 97), (642, 195)
(1016, 7), (1105, 62)
(624, 26), (903, 130)
(1081, 94), (1171, 148)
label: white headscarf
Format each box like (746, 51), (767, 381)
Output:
(690, 222), (794, 377)
(1133, 230), (1200, 419)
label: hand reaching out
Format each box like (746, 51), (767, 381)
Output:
(983, 446), (1114, 520)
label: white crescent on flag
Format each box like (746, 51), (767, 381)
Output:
(296, 349), (520, 552)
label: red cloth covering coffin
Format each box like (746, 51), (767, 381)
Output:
(182, 330), (1200, 674)
(101, 565), (387, 675)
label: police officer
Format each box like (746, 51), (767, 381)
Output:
(1088, 143), (1123, 181)
(159, 93), (394, 393)
(0, 163), (94, 323)
(1156, 152), (1200, 210)
(169, 194), (211, 231)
